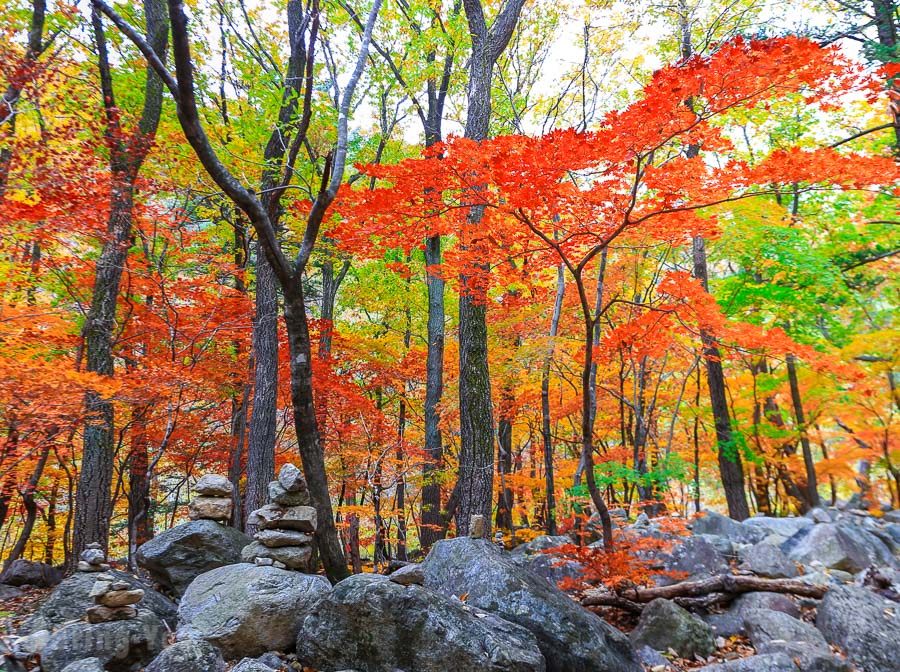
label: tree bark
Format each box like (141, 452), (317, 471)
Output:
(786, 353), (820, 508)
(539, 263), (564, 535)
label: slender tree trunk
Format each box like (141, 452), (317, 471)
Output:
(3, 443), (51, 568)
(496, 390), (515, 531)
(786, 353), (820, 508)
(540, 263), (564, 535)
(127, 404), (154, 568)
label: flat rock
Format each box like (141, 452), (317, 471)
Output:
(176, 563), (330, 659)
(18, 569), (176, 635)
(816, 585), (900, 672)
(98, 588), (144, 607)
(145, 639), (226, 672)
(136, 519), (251, 597)
(422, 537), (641, 672)
(189, 496), (233, 522)
(85, 605), (139, 623)
(742, 516), (812, 539)
(254, 529), (313, 548)
(757, 642), (852, 672)
(247, 504), (317, 532)
(241, 541), (312, 570)
(697, 653), (799, 671)
(388, 562), (425, 586)
(40, 609), (166, 672)
(630, 598), (715, 658)
(193, 474), (234, 497)
(739, 543), (798, 579)
(297, 573), (545, 672)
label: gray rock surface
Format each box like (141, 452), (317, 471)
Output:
(241, 541), (311, 570)
(816, 585), (900, 672)
(756, 642), (852, 672)
(145, 639), (226, 672)
(421, 537), (641, 672)
(743, 609), (828, 650)
(0, 559), (62, 587)
(18, 569), (176, 635)
(136, 519), (251, 597)
(742, 516), (811, 539)
(296, 573), (546, 672)
(697, 653), (799, 672)
(691, 511), (765, 544)
(630, 598), (715, 658)
(702, 592), (800, 638)
(40, 609), (166, 672)
(176, 563), (330, 659)
(193, 474), (233, 497)
(0, 583), (24, 600)
(388, 562), (425, 586)
(739, 544), (798, 579)
(663, 536), (729, 580)
(232, 659), (278, 672)
(783, 523), (896, 573)
(59, 659), (105, 672)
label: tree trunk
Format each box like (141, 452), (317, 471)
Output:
(692, 235), (750, 520)
(540, 263), (564, 535)
(496, 390), (515, 531)
(3, 443), (51, 568)
(786, 353), (820, 508)
(127, 404), (154, 569)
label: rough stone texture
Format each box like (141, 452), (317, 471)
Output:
(98, 588), (144, 607)
(630, 598), (715, 658)
(697, 533), (736, 558)
(697, 653), (799, 672)
(743, 609), (828, 650)
(254, 529), (313, 548)
(636, 645), (671, 669)
(11, 628), (51, 660)
(421, 537), (641, 672)
(241, 541), (312, 570)
(783, 523), (896, 573)
(232, 659), (278, 672)
(277, 463), (307, 492)
(247, 504), (317, 532)
(662, 536), (729, 581)
(739, 544), (798, 579)
(193, 474), (234, 497)
(388, 563), (425, 586)
(145, 639), (226, 672)
(691, 511), (765, 544)
(702, 592), (800, 638)
(188, 496), (233, 522)
(60, 659), (106, 672)
(0, 583), (24, 600)
(18, 569), (177, 635)
(296, 574), (546, 672)
(86, 605), (138, 623)
(508, 535), (583, 585)
(136, 519), (251, 597)
(742, 516), (811, 539)
(757, 642), (852, 672)
(510, 535), (572, 555)
(40, 609), (166, 672)
(0, 559), (63, 587)
(268, 480), (311, 507)
(816, 585), (900, 672)
(176, 563), (330, 659)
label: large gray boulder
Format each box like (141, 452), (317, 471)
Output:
(40, 609), (166, 672)
(741, 516), (811, 539)
(702, 592), (800, 638)
(176, 563), (329, 659)
(697, 654), (799, 672)
(756, 642), (852, 672)
(509, 535), (583, 587)
(421, 537), (641, 672)
(743, 609), (827, 650)
(145, 640), (225, 672)
(296, 574), (546, 672)
(136, 520), (251, 597)
(691, 511), (765, 544)
(60, 660), (105, 672)
(783, 523), (896, 573)
(816, 585), (900, 672)
(739, 543), (798, 579)
(0, 559), (63, 587)
(18, 569), (177, 635)
(663, 536), (729, 581)
(629, 598), (715, 658)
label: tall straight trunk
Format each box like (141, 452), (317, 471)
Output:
(127, 403), (154, 568)
(44, 477), (59, 564)
(455, 0), (526, 536)
(692, 236), (750, 520)
(496, 389), (514, 531)
(786, 353), (820, 508)
(540, 263), (564, 535)
(244, 246), (278, 531)
(74, 0), (167, 562)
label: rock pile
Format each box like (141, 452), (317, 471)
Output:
(189, 474), (234, 522)
(76, 543), (109, 574)
(85, 575), (145, 624)
(242, 464), (316, 571)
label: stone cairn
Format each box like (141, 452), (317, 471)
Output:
(76, 544), (144, 624)
(242, 463), (317, 571)
(189, 473), (235, 522)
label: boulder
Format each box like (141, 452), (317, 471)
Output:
(807, 507), (835, 523)
(60, 659), (105, 672)
(176, 563), (330, 659)
(0, 559), (63, 587)
(277, 463), (307, 492)
(742, 516), (811, 539)
(388, 562), (425, 586)
(296, 574), (546, 672)
(697, 533), (736, 558)
(691, 511), (765, 544)
(0, 584), (24, 600)
(18, 569), (177, 635)
(756, 642), (852, 672)
(189, 496), (233, 522)
(268, 480), (310, 507)
(135, 519), (251, 597)
(241, 541), (311, 570)
(193, 474), (234, 497)
(10, 628), (51, 661)
(421, 537), (641, 672)
(40, 609), (166, 672)
(510, 535), (572, 555)
(247, 504), (317, 532)
(508, 535), (583, 585)
(629, 598), (715, 658)
(697, 653), (799, 672)
(233, 659), (278, 672)
(254, 529), (313, 548)
(145, 640), (226, 672)
(743, 609), (828, 650)
(663, 536), (729, 580)
(739, 544), (798, 579)
(783, 523), (896, 573)
(816, 585), (900, 672)
(702, 592), (800, 638)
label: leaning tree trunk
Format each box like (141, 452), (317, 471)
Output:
(786, 352), (820, 508)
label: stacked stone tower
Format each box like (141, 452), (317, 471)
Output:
(189, 474), (234, 522)
(75, 544), (145, 623)
(242, 464), (317, 571)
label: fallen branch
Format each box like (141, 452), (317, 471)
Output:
(582, 574), (828, 611)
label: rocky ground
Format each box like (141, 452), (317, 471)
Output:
(1, 501), (899, 672)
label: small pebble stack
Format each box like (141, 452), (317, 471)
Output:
(85, 575), (145, 624)
(242, 464), (317, 571)
(189, 474), (234, 522)
(77, 542), (110, 574)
